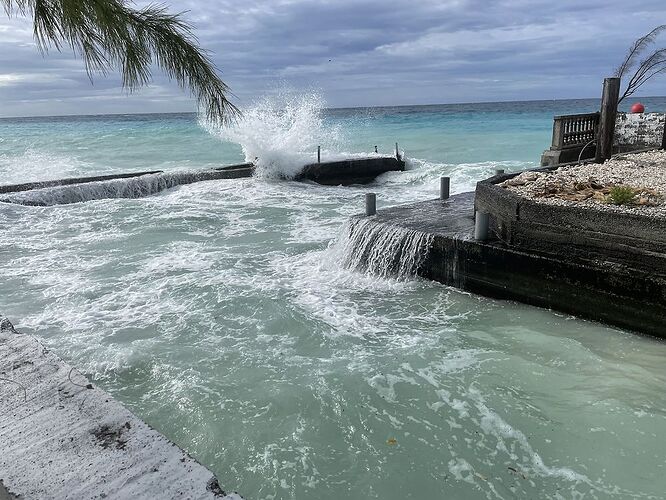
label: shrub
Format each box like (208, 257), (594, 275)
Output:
(607, 186), (637, 205)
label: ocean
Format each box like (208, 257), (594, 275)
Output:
(1, 95), (666, 499)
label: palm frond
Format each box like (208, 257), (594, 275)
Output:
(615, 25), (666, 78)
(2, 0), (239, 124)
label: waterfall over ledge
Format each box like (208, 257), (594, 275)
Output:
(336, 217), (434, 279)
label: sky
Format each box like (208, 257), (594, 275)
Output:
(0, 0), (665, 117)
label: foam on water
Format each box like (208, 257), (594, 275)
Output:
(3, 101), (666, 499)
(203, 91), (345, 179)
(0, 149), (92, 185)
(0, 170), (242, 206)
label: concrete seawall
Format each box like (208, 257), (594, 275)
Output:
(0, 156), (405, 206)
(0, 317), (241, 499)
(350, 192), (666, 337)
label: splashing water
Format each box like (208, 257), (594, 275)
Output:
(0, 169), (249, 206)
(334, 217), (434, 279)
(203, 91), (343, 179)
(4, 100), (666, 499)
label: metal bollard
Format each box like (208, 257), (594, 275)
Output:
(474, 212), (489, 241)
(317, 146), (321, 163)
(365, 193), (377, 216)
(495, 168), (505, 175)
(440, 176), (450, 200)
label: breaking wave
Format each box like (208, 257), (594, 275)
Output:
(202, 90), (346, 179)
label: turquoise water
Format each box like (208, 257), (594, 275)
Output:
(1, 96), (666, 499)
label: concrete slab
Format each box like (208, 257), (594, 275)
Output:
(349, 192), (666, 337)
(0, 317), (241, 499)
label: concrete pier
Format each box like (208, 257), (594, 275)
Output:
(0, 156), (404, 206)
(296, 156), (404, 185)
(0, 317), (241, 499)
(350, 192), (666, 337)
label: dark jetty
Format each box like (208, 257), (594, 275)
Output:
(0, 156), (403, 206)
(354, 181), (666, 337)
(297, 157), (404, 185)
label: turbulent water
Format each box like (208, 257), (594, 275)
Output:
(2, 95), (666, 499)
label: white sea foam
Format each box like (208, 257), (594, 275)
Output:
(0, 149), (91, 185)
(203, 90), (345, 179)
(332, 217), (434, 279)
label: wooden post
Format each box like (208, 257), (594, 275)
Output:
(595, 77), (621, 163)
(661, 117), (666, 150)
(395, 142), (400, 161)
(317, 146), (321, 163)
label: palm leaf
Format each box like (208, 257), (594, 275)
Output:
(2, 0), (239, 124)
(615, 25), (666, 78)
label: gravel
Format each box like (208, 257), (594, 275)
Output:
(501, 150), (666, 217)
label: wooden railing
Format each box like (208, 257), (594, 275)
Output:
(551, 112), (600, 149)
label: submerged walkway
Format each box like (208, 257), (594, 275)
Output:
(0, 317), (241, 499)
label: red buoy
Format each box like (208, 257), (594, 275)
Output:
(630, 102), (645, 113)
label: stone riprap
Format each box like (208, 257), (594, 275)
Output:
(0, 316), (241, 500)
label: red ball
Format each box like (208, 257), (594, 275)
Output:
(630, 102), (645, 113)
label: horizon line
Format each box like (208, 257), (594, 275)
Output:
(1, 95), (664, 121)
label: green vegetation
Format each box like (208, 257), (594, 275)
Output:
(1, 0), (238, 124)
(607, 185), (637, 205)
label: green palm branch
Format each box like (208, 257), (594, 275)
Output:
(2, 0), (239, 123)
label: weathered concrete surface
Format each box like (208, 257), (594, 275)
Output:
(0, 157), (404, 205)
(354, 192), (666, 337)
(296, 157), (404, 185)
(0, 317), (241, 500)
(614, 112), (665, 151)
(0, 164), (255, 206)
(475, 177), (666, 275)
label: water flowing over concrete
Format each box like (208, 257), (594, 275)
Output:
(0, 166), (253, 206)
(337, 217), (433, 279)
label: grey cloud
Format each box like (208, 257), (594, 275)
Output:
(1, 0), (665, 116)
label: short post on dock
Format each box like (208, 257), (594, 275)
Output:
(440, 176), (450, 200)
(365, 193), (377, 216)
(395, 142), (400, 161)
(317, 146), (321, 164)
(474, 212), (489, 241)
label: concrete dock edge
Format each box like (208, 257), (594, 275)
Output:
(0, 317), (241, 500)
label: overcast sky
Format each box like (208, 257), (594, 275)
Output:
(1, 0), (665, 117)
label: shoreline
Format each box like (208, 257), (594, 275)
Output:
(0, 316), (242, 500)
